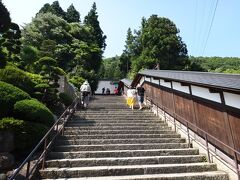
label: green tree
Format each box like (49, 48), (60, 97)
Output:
(122, 15), (189, 78)
(84, 2), (106, 50)
(40, 39), (56, 58)
(51, 1), (66, 19)
(99, 56), (123, 80)
(119, 28), (137, 76)
(1, 23), (21, 63)
(34, 56), (65, 109)
(20, 46), (39, 71)
(66, 4), (80, 23)
(0, 1), (11, 33)
(37, 3), (52, 15)
(22, 13), (74, 70)
(22, 13), (72, 48)
(0, 1), (11, 68)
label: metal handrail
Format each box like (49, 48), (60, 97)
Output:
(8, 97), (80, 180)
(146, 96), (240, 179)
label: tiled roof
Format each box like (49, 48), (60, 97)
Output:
(120, 78), (132, 87)
(139, 69), (240, 91)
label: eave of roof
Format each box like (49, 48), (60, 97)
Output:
(137, 69), (240, 92)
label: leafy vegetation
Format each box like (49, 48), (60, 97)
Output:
(13, 99), (54, 126)
(189, 56), (240, 73)
(0, 65), (36, 94)
(0, 1), (107, 155)
(99, 56), (123, 80)
(120, 15), (189, 78)
(59, 92), (73, 106)
(0, 117), (48, 152)
(0, 81), (31, 118)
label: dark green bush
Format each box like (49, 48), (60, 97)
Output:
(0, 117), (48, 152)
(59, 92), (73, 106)
(0, 81), (31, 118)
(0, 65), (36, 94)
(13, 99), (54, 126)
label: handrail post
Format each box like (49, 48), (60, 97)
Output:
(156, 103), (159, 116)
(233, 152), (240, 180)
(173, 114), (176, 132)
(205, 134), (211, 163)
(41, 138), (48, 169)
(26, 160), (31, 178)
(186, 122), (191, 148)
(163, 107), (166, 122)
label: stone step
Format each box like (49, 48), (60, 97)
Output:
(48, 148), (200, 159)
(59, 134), (181, 140)
(39, 163), (217, 178)
(71, 117), (160, 121)
(75, 111), (154, 114)
(53, 143), (189, 152)
(72, 115), (157, 118)
(41, 171), (228, 180)
(63, 129), (175, 135)
(55, 138), (186, 145)
(87, 105), (129, 108)
(67, 120), (167, 126)
(45, 155), (206, 168)
(68, 119), (163, 124)
(63, 126), (170, 131)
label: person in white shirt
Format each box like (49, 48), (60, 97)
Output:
(126, 86), (137, 110)
(80, 80), (91, 108)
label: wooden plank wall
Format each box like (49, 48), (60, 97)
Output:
(143, 82), (240, 158)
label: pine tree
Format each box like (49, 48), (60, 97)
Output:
(66, 4), (80, 23)
(51, 1), (66, 20)
(84, 2), (106, 50)
(0, 1), (11, 67)
(37, 3), (52, 15)
(0, 0), (11, 33)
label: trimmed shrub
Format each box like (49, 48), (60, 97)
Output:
(25, 72), (46, 84)
(0, 117), (48, 152)
(59, 92), (73, 106)
(0, 81), (31, 118)
(0, 65), (36, 94)
(13, 99), (54, 126)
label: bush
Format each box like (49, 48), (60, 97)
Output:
(25, 72), (46, 84)
(0, 65), (36, 94)
(59, 92), (73, 106)
(0, 81), (31, 118)
(13, 99), (54, 126)
(0, 117), (48, 152)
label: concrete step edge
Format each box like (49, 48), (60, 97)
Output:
(46, 154), (206, 163)
(41, 171), (228, 180)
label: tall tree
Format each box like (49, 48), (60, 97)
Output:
(84, 2), (106, 51)
(51, 1), (66, 19)
(0, 1), (11, 68)
(66, 4), (80, 23)
(2, 23), (21, 58)
(119, 28), (135, 76)
(122, 15), (189, 78)
(0, 1), (11, 33)
(37, 3), (52, 15)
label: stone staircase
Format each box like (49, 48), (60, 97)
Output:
(39, 95), (229, 179)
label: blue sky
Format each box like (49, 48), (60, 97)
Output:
(2, 0), (240, 58)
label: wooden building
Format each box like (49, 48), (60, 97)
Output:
(121, 69), (240, 170)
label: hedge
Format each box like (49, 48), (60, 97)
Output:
(0, 65), (36, 94)
(0, 117), (48, 152)
(0, 81), (31, 118)
(13, 99), (54, 127)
